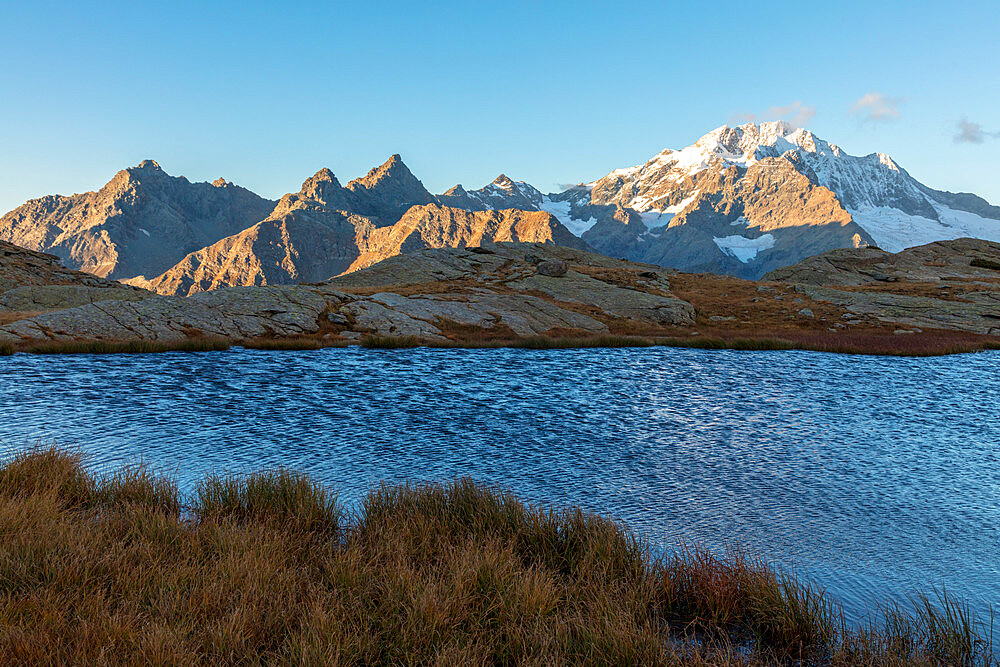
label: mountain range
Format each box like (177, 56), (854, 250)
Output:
(2, 121), (998, 294)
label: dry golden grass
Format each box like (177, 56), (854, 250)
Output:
(8, 337), (232, 355)
(668, 272), (847, 330)
(0, 310), (44, 326)
(834, 282), (979, 302)
(2, 329), (996, 357)
(240, 337), (350, 351)
(0, 447), (994, 665)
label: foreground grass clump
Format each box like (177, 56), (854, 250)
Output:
(196, 469), (341, 535)
(0, 448), (994, 665)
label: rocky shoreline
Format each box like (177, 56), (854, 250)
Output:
(2, 239), (999, 356)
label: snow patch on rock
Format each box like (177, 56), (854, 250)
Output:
(538, 197), (597, 236)
(713, 234), (776, 263)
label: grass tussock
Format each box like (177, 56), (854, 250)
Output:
(359, 334), (424, 348)
(13, 337), (231, 355)
(196, 469), (340, 535)
(240, 337), (351, 351)
(514, 334), (657, 349)
(0, 340), (13, 356)
(0, 447), (994, 665)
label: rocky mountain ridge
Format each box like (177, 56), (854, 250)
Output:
(436, 122), (1000, 278)
(0, 161), (276, 281)
(124, 164), (587, 296)
(3, 157), (586, 296)
(3, 122), (998, 292)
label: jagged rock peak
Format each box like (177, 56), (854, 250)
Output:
(351, 154), (419, 190)
(493, 174), (516, 189)
(112, 159), (169, 187)
(212, 177), (229, 187)
(341, 154), (436, 220)
(443, 184), (468, 196)
(299, 168), (342, 198)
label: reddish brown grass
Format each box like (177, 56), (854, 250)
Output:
(0, 310), (44, 326)
(0, 448), (994, 665)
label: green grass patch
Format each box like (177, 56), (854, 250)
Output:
(658, 336), (729, 349)
(656, 336), (794, 351)
(195, 469), (341, 535)
(96, 463), (181, 515)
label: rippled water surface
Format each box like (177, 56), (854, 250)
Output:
(1, 346), (998, 618)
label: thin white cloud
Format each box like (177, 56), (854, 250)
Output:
(729, 101), (816, 129)
(850, 92), (903, 122)
(954, 118), (1000, 143)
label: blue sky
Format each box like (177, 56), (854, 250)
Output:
(1, 1), (998, 213)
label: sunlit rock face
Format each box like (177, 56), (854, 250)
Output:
(0, 160), (276, 280)
(5, 121), (999, 289)
(124, 157), (588, 296)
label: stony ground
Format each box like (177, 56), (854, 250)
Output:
(765, 238), (1000, 335)
(1, 239), (999, 352)
(0, 241), (151, 325)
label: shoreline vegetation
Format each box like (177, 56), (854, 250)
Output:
(2, 331), (999, 358)
(0, 447), (994, 665)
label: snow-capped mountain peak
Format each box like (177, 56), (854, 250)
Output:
(582, 121), (1000, 254)
(491, 174), (518, 190)
(437, 120), (999, 280)
(437, 174), (543, 211)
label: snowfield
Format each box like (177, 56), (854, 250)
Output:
(850, 204), (1000, 253)
(713, 234), (776, 262)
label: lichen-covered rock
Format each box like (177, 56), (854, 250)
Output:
(0, 243), (685, 343)
(1, 286), (342, 342)
(0, 240), (152, 316)
(536, 259), (568, 277)
(8, 239), (996, 346)
(765, 238), (1000, 286)
(797, 284), (1000, 335)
